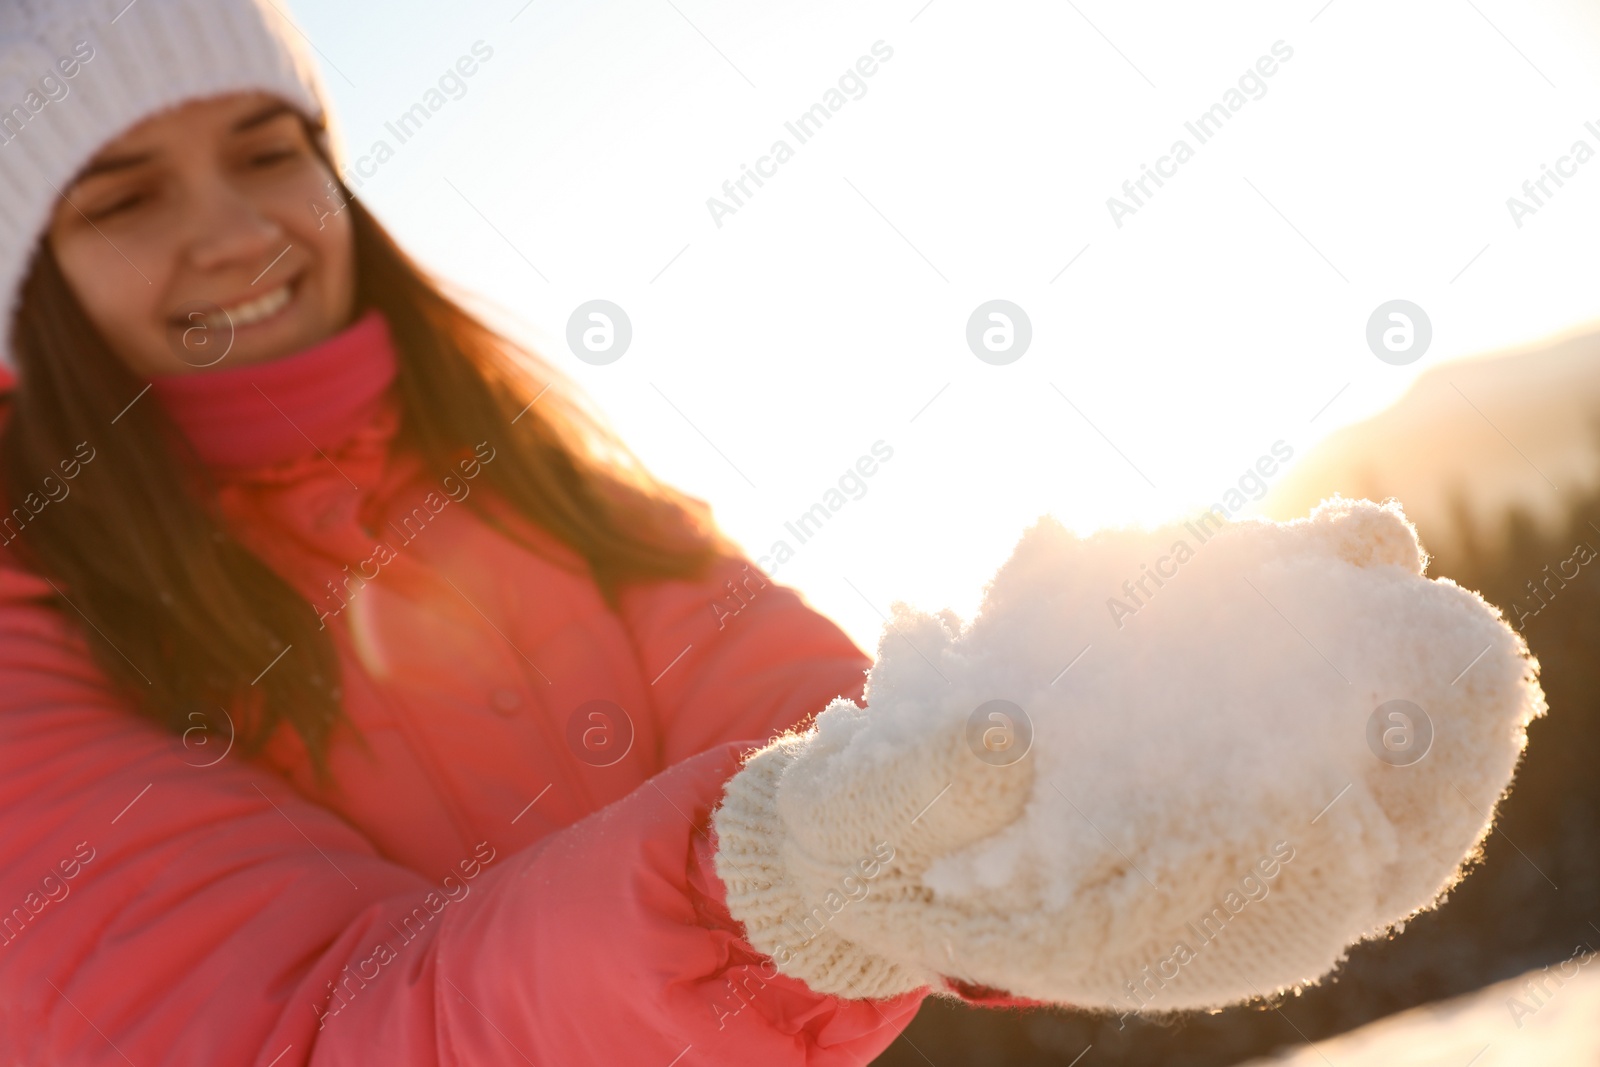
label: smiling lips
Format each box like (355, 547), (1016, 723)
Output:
(175, 274), (297, 333)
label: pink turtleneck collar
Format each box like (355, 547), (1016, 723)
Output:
(147, 308), (398, 470)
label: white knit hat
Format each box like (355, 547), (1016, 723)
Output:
(0, 0), (343, 371)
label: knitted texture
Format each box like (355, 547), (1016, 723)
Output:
(713, 703), (1034, 1000)
(712, 497), (1546, 1011)
(0, 0), (339, 371)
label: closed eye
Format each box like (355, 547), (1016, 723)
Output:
(250, 148), (300, 167)
(86, 193), (146, 220)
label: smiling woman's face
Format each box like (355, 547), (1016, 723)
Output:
(45, 91), (355, 377)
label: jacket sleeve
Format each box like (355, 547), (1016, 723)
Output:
(614, 552), (873, 766)
(613, 552), (1061, 1014)
(0, 584), (927, 1065)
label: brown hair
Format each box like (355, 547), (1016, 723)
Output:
(0, 183), (735, 784)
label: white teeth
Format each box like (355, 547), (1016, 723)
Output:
(208, 283), (292, 329)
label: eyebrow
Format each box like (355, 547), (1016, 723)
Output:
(232, 101), (297, 133)
(74, 151), (153, 182)
(71, 102), (301, 182)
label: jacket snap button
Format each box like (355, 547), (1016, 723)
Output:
(489, 688), (522, 716)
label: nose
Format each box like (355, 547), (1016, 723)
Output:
(185, 176), (286, 276)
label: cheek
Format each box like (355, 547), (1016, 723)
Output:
(318, 212), (356, 311)
(275, 167), (355, 314)
(49, 231), (170, 346)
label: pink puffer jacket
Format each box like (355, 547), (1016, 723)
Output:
(0, 310), (939, 1064)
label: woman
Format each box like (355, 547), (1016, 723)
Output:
(0, 0), (1000, 1061)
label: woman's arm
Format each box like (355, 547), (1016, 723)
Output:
(0, 591), (924, 1065)
(614, 552), (873, 766)
(614, 551), (1073, 1011)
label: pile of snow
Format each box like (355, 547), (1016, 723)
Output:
(1236, 952), (1600, 1066)
(849, 497), (1545, 1009)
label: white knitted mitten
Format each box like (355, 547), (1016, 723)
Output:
(711, 498), (1546, 1011)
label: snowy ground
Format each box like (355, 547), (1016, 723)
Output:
(1236, 955), (1600, 1066)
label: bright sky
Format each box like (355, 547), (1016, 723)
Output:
(293, 0), (1600, 652)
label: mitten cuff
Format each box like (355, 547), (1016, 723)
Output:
(711, 735), (938, 1001)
